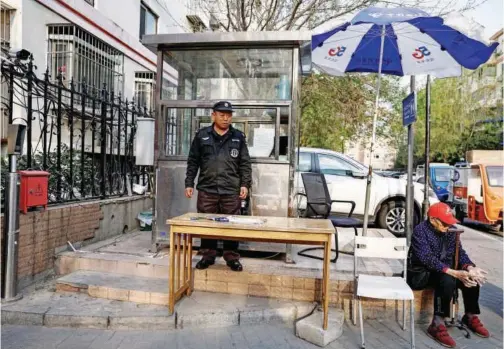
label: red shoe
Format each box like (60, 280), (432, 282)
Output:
(427, 323), (456, 348)
(462, 315), (490, 338)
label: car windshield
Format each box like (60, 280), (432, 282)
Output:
(486, 166), (503, 187)
(434, 168), (451, 182)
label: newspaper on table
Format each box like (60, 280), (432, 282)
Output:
(226, 216), (266, 225)
(190, 216), (266, 225)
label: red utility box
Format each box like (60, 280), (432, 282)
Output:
(19, 170), (49, 214)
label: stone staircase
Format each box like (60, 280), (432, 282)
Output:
(2, 230), (434, 330)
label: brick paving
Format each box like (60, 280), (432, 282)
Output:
(2, 225), (502, 349)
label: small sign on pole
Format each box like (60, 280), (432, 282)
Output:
(402, 92), (417, 126)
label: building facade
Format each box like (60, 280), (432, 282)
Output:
(464, 28), (503, 117)
(1, 0), (209, 152)
(345, 137), (398, 170)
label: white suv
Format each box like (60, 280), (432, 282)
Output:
(295, 147), (439, 236)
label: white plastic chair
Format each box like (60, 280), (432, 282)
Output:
(353, 236), (415, 349)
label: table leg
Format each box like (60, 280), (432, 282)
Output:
(176, 234), (181, 290)
(183, 234), (187, 289)
(186, 235), (193, 296)
(323, 238), (331, 330)
(322, 242), (327, 305)
(168, 228), (176, 315)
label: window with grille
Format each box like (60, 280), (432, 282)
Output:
(47, 24), (124, 95)
(134, 71), (176, 111)
(1, 6), (13, 140)
(1, 7), (12, 55)
(134, 71), (155, 110)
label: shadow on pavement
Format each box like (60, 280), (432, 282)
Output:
(479, 282), (503, 318)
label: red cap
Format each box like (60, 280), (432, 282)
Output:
(428, 202), (458, 225)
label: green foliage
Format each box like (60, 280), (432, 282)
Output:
(300, 74), (370, 150)
(392, 73), (502, 168)
(460, 121), (503, 153)
(300, 74), (406, 152)
(1, 145), (99, 202)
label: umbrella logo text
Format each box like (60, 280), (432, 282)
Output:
(412, 46), (431, 60)
(328, 46), (346, 57)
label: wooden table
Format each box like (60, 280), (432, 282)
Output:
(167, 213), (335, 329)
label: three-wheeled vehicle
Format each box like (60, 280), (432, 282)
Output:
(452, 151), (503, 230)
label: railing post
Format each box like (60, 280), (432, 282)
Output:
(42, 68), (49, 170)
(100, 84), (107, 199)
(80, 80), (87, 197)
(123, 99), (129, 190)
(130, 102), (137, 190)
(26, 55), (34, 168)
(117, 93), (122, 194)
(109, 90), (114, 195)
(56, 73), (63, 202)
(91, 88), (97, 197)
(69, 78), (75, 198)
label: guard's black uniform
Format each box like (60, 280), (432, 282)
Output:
(185, 126), (251, 194)
(185, 106), (252, 262)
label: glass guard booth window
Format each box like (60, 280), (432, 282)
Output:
(163, 107), (290, 160)
(163, 48), (293, 101)
(161, 47), (294, 161)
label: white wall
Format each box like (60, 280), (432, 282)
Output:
(3, 0), (199, 158)
(96, 0), (192, 38)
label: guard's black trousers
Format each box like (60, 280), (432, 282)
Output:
(430, 272), (480, 318)
(197, 190), (241, 261)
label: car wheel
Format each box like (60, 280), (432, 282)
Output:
(378, 200), (406, 236)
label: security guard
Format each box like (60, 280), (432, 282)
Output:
(184, 101), (252, 272)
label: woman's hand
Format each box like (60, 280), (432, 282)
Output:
(447, 269), (478, 288)
(467, 266), (487, 286)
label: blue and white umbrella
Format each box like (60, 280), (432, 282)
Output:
(312, 7), (498, 77)
(311, 7), (499, 235)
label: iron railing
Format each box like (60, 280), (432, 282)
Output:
(1, 55), (153, 209)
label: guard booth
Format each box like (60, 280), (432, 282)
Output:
(142, 31), (311, 257)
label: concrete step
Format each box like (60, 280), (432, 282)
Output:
(3, 281), (316, 330)
(53, 232), (433, 323)
(56, 270), (169, 305)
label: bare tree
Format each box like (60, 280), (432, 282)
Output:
(203, 0), (488, 32)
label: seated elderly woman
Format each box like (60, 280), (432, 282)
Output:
(408, 202), (490, 348)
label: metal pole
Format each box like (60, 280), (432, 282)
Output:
(26, 56), (33, 168)
(151, 49), (163, 252)
(362, 25), (386, 236)
(406, 76), (416, 245)
(422, 75), (431, 219)
(2, 154), (21, 302)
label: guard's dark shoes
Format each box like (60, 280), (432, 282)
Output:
(226, 259), (243, 272)
(196, 257), (215, 270)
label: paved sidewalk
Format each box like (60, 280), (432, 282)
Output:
(2, 318), (502, 349)
(2, 225), (502, 349)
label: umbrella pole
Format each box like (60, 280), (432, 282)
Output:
(406, 76), (416, 245)
(422, 75), (431, 219)
(362, 25), (386, 236)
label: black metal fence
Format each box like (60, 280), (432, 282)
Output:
(1, 56), (153, 208)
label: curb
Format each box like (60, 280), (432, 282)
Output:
(1, 299), (315, 331)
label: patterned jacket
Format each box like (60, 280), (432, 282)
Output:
(410, 220), (474, 273)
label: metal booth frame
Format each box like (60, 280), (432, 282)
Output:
(142, 31), (311, 262)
